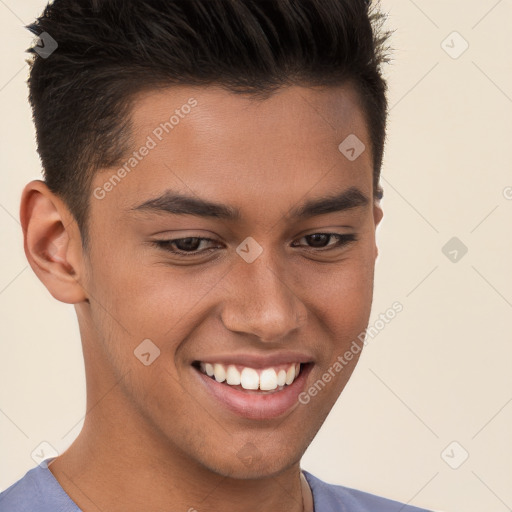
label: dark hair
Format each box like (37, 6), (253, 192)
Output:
(26, 0), (392, 247)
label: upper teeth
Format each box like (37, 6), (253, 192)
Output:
(199, 362), (301, 390)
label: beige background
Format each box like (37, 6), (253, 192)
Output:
(1, 1), (511, 511)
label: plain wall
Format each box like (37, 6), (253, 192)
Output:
(1, 1), (511, 511)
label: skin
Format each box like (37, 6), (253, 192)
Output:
(20, 82), (383, 512)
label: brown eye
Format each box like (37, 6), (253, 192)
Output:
(292, 233), (357, 250)
(153, 237), (219, 257)
(304, 234), (331, 248)
(172, 237), (202, 252)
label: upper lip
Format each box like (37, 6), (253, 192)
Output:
(192, 351), (314, 369)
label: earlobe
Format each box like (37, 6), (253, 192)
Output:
(373, 202), (384, 227)
(20, 180), (88, 304)
(373, 202), (383, 260)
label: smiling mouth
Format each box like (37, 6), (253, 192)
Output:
(192, 361), (306, 394)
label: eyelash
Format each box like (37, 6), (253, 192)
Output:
(152, 233), (357, 258)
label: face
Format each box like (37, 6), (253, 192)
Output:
(81, 83), (382, 478)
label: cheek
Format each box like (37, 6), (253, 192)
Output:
(87, 242), (211, 329)
(295, 261), (373, 417)
(298, 251), (375, 338)
(84, 251), (233, 376)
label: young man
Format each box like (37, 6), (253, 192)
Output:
(0, 1), (435, 511)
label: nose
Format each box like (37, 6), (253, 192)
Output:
(220, 250), (307, 343)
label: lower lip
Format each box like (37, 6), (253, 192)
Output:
(194, 364), (312, 420)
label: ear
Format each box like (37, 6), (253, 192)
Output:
(20, 180), (88, 304)
(373, 200), (384, 260)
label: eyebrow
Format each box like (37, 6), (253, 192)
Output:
(131, 186), (369, 221)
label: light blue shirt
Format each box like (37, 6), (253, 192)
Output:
(0, 458), (434, 511)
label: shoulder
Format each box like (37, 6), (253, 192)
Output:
(0, 459), (80, 512)
(303, 470), (436, 512)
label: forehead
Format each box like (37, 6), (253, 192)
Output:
(130, 82), (368, 154)
(93, 83), (373, 223)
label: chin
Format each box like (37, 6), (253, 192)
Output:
(198, 444), (302, 480)
(211, 459), (296, 481)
